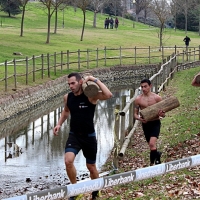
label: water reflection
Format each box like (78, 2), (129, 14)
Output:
(0, 86), (135, 191)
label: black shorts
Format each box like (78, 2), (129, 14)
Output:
(142, 120), (161, 143)
(65, 132), (97, 164)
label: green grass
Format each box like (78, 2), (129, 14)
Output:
(0, 2), (199, 64)
(160, 67), (200, 148)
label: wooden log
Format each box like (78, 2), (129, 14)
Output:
(140, 96), (180, 121)
(82, 81), (99, 98)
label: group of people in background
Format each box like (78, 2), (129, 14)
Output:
(104, 17), (119, 29)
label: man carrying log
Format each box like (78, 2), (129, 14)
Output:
(134, 79), (165, 166)
(53, 72), (112, 200)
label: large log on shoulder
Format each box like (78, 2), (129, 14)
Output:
(140, 96), (180, 121)
(82, 81), (99, 98)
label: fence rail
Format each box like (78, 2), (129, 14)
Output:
(1, 45), (200, 92)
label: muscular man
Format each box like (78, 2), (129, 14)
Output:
(134, 79), (165, 166)
(53, 73), (112, 200)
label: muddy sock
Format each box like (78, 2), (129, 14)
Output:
(150, 149), (158, 164)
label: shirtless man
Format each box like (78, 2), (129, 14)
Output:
(134, 79), (165, 165)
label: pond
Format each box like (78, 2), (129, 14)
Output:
(0, 81), (139, 199)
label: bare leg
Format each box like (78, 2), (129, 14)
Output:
(65, 152), (77, 184)
(149, 136), (157, 150)
(86, 163), (99, 179)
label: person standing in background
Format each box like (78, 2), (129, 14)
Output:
(183, 36), (191, 52)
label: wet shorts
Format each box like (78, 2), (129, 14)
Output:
(142, 120), (161, 143)
(65, 132), (97, 164)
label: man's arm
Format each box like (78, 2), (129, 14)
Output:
(53, 94), (70, 136)
(134, 97), (146, 123)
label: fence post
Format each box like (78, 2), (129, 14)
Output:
(67, 50), (69, 70)
(54, 52), (56, 75)
(5, 60), (7, 92)
(134, 46), (136, 64)
(113, 104), (120, 170)
(182, 50), (184, 63)
(104, 46), (107, 66)
(78, 49), (80, 70)
(175, 45), (177, 54)
(162, 46), (164, 62)
(87, 49), (89, 69)
(119, 46), (122, 66)
(129, 89), (134, 130)
(33, 55), (35, 82)
(13, 58), (17, 89)
(148, 46), (151, 64)
(26, 56), (28, 85)
(61, 51), (63, 73)
(41, 54), (44, 79)
(96, 48), (98, 68)
(120, 95), (126, 147)
(47, 53), (50, 78)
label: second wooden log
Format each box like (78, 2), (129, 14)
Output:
(140, 96), (180, 121)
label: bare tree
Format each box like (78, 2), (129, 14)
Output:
(74, 0), (90, 41)
(40, 0), (65, 44)
(150, 0), (170, 48)
(173, 0), (196, 34)
(135, 0), (152, 22)
(170, 0), (177, 31)
(19, 0), (29, 37)
(90, 0), (109, 28)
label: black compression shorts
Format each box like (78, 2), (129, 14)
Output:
(142, 120), (161, 143)
(65, 132), (97, 164)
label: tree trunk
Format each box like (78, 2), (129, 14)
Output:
(54, 7), (58, 34)
(46, 8), (51, 44)
(80, 10), (86, 41)
(20, 6), (25, 37)
(93, 11), (97, 28)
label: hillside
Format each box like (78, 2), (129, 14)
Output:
(0, 2), (200, 64)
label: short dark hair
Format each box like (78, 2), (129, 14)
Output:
(141, 78), (151, 85)
(68, 73), (82, 81)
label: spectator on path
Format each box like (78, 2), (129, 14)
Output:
(110, 17), (114, 29)
(183, 36), (191, 52)
(134, 79), (165, 166)
(191, 72), (200, 87)
(115, 17), (119, 29)
(53, 73), (112, 200)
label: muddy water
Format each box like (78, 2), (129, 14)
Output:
(0, 88), (133, 199)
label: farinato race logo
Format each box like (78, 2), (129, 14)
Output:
(27, 187), (67, 200)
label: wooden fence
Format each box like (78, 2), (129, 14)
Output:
(0, 45), (200, 92)
(112, 51), (200, 169)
